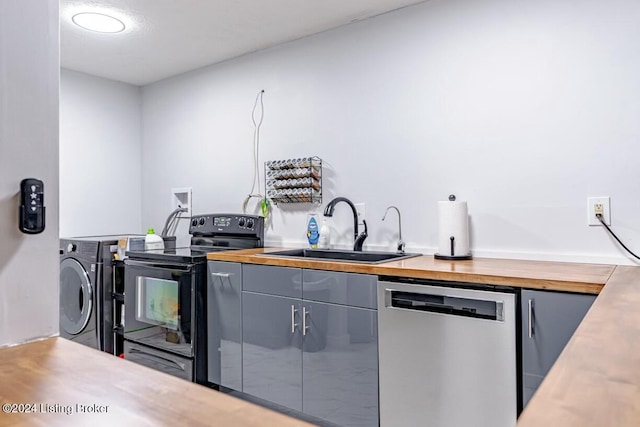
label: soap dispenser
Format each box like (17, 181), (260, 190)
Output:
(318, 218), (331, 249)
(307, 214), (320, 249)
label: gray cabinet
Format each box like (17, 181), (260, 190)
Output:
(303, 300), (378, 427)
(243, 291), (303, 410)
(207, 261), (242, 390)
(521, 289), (596, 408)
(241, 264), (379, 427)
(241, 264), (303, 409)
(302, 269), (378, 426)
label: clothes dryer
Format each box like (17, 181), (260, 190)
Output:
(59, 235), (139, 352)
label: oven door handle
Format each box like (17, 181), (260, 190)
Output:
(128, 347), (187, 371)
(124, 259), (193, 272)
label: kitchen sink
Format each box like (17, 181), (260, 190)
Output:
(258, 249), (421, 264)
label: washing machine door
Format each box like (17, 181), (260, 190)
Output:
(60, 258), (93, 335)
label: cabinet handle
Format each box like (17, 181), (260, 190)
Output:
(302, 306), (310, 336)
(291, 305), (299, 334)
(129, 348), (186, 371)
(528, 299), (535, 338)
(211, 272), (231, 287)
(210, 272), (231, 278)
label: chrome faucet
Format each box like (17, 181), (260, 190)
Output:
(323, 197), (368, 251)
(382, 205), (405, 254)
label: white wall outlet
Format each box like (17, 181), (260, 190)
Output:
(171, 187), (192, 217)
(587, 196), (610, 226)
(355, 203), (366, 226)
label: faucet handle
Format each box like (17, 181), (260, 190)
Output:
(397, 239), (405, 254)
(353, 220), (368, 251)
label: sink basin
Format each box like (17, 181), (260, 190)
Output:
(259, 249), (421, 264)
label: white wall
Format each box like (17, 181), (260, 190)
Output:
(141, 0), (640, 264)
(0, 0), (59, 346)
(60, 69), (143, 237)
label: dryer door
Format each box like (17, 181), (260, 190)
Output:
(60, 258), (93, 335)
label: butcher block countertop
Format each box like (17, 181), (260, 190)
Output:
(208, 248), (640, 426)
(517, 265), (640, 426)
(0, 337), (312, 427)
(206, 248), (615, 294)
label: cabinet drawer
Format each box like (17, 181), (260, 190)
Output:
(243, 264), (302, 298)
(302, 270), (377, 309)
(208, 261), (242, 295)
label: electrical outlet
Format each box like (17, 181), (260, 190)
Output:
(587, 196), (610, 226)
(171, 187), (192, 217)
(355, 203), (366, 226)
(594, 203), (604, 216)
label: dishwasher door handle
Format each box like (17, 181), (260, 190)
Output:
(385, 288), (505, 322)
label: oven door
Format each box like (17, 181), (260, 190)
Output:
(123, 259), (195, 357)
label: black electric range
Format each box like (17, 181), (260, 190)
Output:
(122, 213), (264, 383)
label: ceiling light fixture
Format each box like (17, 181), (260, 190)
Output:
(72, 12), (125, 33)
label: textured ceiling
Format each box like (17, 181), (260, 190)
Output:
(60, 0), (426, 86)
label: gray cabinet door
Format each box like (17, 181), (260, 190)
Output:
(207, 261), (242, 390)
(242, 291), (303, 411)
(521, 290), (595, 408)
(302, 301), (379, 427)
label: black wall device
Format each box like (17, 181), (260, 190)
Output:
(19, 178), (45, 234)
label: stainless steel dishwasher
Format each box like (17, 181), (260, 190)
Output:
(378, 279), (517, 427)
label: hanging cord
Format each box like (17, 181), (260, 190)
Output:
(242, 89), (270, 217)
(161, 207), (188, 237)
(251, 90), (264, 196)
(168, 214), (184, 237)
(596, 213), (640, 261)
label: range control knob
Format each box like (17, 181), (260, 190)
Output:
(199, 217), (205, 226)
(238, 217), (246, 227)
(191, 219), (198, 227)
(246, 218), (255, 229)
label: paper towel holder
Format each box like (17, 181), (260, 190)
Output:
(434, 235), (473, 260)
(434, 194), (472, 261)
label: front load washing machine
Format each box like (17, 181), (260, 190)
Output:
(59, 235), (139, 353)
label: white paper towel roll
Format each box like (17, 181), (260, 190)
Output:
(437, 199), (470, 258)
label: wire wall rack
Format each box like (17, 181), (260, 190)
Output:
(265, 156), (322, 205)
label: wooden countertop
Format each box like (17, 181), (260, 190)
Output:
(209, 248), (640, 426)
(516, 265), (640, 426)
(0, 337), (313, 427)
(207, 248), (615, 294)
